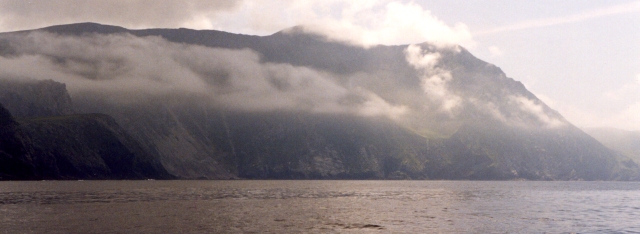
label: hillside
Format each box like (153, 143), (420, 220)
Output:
(0, 98), (172, 180)
(0, 79), (73, 118)
(0, 103), (35, 179)
(585, 128), (640, 164)
(18, 113), (173, 179)
(0, 22), (637, 180)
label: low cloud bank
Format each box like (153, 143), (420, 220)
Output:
(0, 31), (567, 132)
(402, 44), (566, 129)
(0, 0), (474, 49)
(404, 44), (462, 115)
(281, 1), (473, 48)
(0, 32), (406, 119)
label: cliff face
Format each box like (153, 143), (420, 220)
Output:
(0, 79), (73, 118)
(432, 122), (639, 180)
(0, 82), (172, 180)
(76, 100), (638, 180)
(217, 112), (638, 180)
(0, 22), (638, 180)
(18, 114), (173, 179)
(584, 128), (640, 165)
(206, 111), (427, 179)
(78, 101), (236, 179)
(0, 103), (35, 180)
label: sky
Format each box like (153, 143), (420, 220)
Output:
(0, 0), (638, 131)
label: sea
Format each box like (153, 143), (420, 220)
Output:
(1, 180), (639, 233)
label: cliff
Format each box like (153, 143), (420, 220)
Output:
(18, 113), (173, 179)
(0, 22), (637, 180)
(0, 103), (35, 179)
(0, 79), (73, 118)
(0, 99), (172, 180)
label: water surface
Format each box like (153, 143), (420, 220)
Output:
(1, 180), (639, 233)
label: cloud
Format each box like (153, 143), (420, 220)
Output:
(488, 46), (503, 57)
(404, 44), (462, 115)
(0, 32), (407, 119)
(401, 44), (566, 128)
(0, 28), (582, 132)
(533, 88), (640, 131)
(509, 95), (566, 128)
(477, 1), (640, 35)
(467, 98), (507, 123)
(285, 1), (474, 47)
(0, 0), (474, 48)
(535, 94), (558, 109)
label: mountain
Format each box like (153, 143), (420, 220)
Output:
(18, 113), (173, 180)
(0, 79), (73, 118)
(585, 128), (640, 164)
(0, 102), (35, 179)
(0, 22), (637, 180)
(0, 81), (173, 180)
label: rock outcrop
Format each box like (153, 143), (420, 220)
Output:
(18, 113), (173, 179)
(0, 79), (73, 118)
(0, 81), (174, 180)
(0, 103), (35, 180)
(0, 22), (638, 180)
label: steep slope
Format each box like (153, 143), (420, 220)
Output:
(437, 122), (639, 180)
(0, 81), (173, 180)
(1, 22), (637, 180)
(0, 103), (35, 180)
(0, 79), (73, 118)
(18, 114), (173, 179)
(74, 99), (236, 179)
(34, 23), (566, 134)
(585, 128), (640, 164)
(196, 111), (429, 179)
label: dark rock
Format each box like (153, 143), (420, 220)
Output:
(0, 102), (172, 180)
(0, 103), (35, 180)
(0, 79), (74, 118)
(0, 22), (636, 180)
(17, 114), (173, 180)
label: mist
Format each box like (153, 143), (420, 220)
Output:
(0, 0), (474, 49)
(0, 27), (571, 136)
(0, 32), (409, 119)
(279, 1), (473, 48)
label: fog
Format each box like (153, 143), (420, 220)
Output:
(0, 32), (409, 119)
(2, 1), (638, 132)
(278, 1), (473, 48)
(404, 44), (462, 115)
(0, 29), (572, 134)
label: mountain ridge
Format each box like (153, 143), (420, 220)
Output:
(584, 127), (640, 164)
(0, 22), (637, 180)
(0, 99), (173, 180)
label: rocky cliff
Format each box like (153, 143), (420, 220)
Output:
(0, 22), (638, 180)
(0, 79), (73, 118)
(0, 94), (172, 180)
(18, 113), (173, 179)
(585, 128), (640, 165)
(0, 103), (35, 179)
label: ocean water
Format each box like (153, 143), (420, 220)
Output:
(1, 180), (639, 233)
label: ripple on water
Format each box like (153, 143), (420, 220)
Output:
(0, 180), (639, 233)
